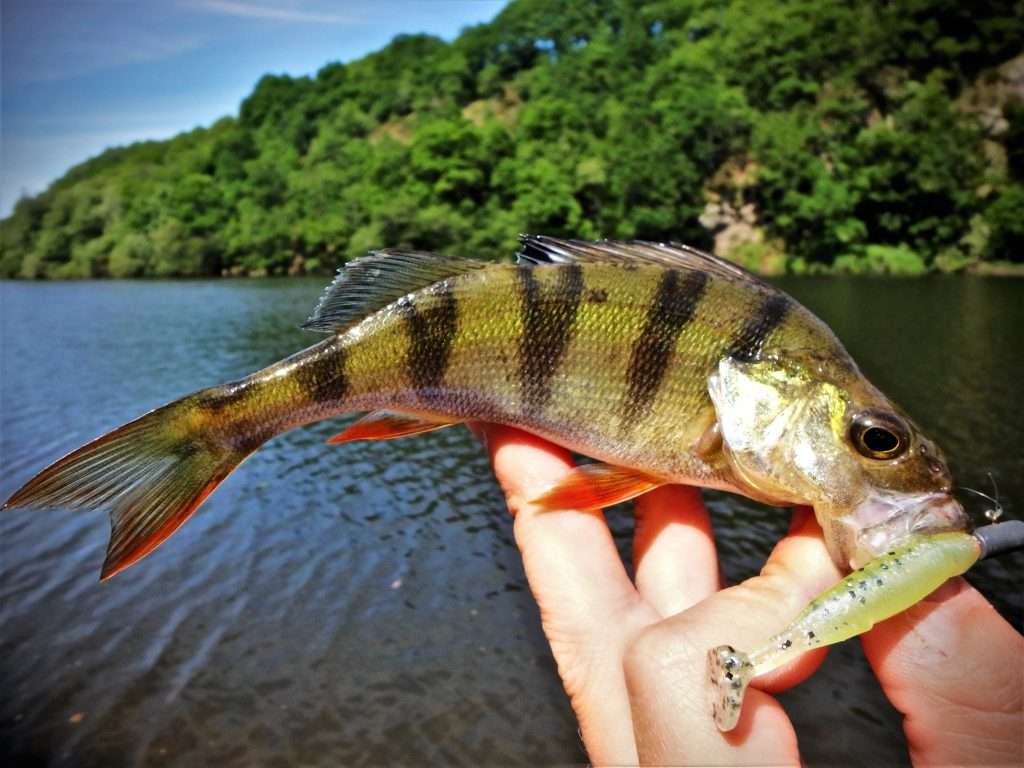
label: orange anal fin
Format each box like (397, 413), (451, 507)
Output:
(327, 411), (461, 444)
(530, 463), (664, 511)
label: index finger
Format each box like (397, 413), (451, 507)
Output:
(473, 423), (642, 627)
(473, 423), (657, 765)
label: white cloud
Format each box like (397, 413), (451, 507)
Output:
(188, 0), (356, 24)
(3, 6), (208, 85)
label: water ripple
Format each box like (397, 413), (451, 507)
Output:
(2, 277), (1021, 767)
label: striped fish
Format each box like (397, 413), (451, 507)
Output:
(3, 237), (967, 579)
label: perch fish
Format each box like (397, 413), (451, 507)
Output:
(4, 236), (967, 580)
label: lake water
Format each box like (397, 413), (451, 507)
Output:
(1, 276), (1021, 766)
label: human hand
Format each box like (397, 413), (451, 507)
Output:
(474, 423), (1024, 766)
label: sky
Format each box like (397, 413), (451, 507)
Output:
(0, 0), (508, 216)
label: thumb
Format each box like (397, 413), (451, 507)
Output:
(623, 508), (842, 766)
(861, 578), (1024, 766)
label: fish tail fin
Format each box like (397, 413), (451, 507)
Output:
(3, 386), (263, 580)
(707, 644), (754, 732)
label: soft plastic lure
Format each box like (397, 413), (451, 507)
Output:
(708, 521), (1024, 731)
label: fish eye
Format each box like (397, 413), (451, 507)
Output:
(850, 411), (909, 460)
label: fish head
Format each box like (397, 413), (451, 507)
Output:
(708, 356), (967, 570)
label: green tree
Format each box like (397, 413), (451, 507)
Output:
(984, 186), (1024, 262)
(3, 0), (1023, 278)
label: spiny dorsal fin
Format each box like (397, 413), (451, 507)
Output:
(517, 235), (778, 293)
(303, 250), (487, 333)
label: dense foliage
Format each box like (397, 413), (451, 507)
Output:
(2, 0), (1022, 278)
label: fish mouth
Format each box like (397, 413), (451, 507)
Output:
(910, 496), (968, 534)
(851, 493), (968, 568)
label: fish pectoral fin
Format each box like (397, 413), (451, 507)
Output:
(530, 463), (664, 511)
(694, 417), (723, 461)
(327, 411), (461, 444)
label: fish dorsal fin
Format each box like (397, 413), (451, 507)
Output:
(517, 235), (778, 292)
(303, 250), (487, 333)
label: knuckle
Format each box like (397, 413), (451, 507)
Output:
(753, 562), (824, 614)
(624, 621), (697, 686)
(502, 490), (529, 519)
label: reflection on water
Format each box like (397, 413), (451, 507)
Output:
(1, 276), (1021, 767)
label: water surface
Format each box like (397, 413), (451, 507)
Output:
(1, 276), (1021, 766)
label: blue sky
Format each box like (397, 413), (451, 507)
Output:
(1, 0), (508, 216)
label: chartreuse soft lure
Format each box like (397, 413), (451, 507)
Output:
(708, 522), (1024, 732)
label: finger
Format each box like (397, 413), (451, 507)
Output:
(624, 507), (842, 765)
(633, 485), (719, 617)
(477, 423), (642, 627)
(476, 423), (655, 765)
(862, 577), (1024, 766)
(741, 507), (842, 693)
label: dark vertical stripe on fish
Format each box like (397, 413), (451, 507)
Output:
(622, 269), (709, 425)
(727, 293), (791, 362)
(402, 281), (459, 400)
(517, 264), (585, 413)
(294, 341), (349, 405)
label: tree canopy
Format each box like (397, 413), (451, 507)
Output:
(2, 0), (1022, 278)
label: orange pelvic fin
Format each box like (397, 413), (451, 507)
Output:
(327, 410), (461, 444)
(531, 463), (664, 511)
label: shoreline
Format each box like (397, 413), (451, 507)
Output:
(4, 262), (1023, 281)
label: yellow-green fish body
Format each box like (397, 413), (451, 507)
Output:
(3, 237), (967, 578)
(289, 262), (796, 485)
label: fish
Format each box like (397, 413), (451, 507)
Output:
(2, 235), (968, 580)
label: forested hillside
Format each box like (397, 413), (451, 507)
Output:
(2, 0), (1022, 278)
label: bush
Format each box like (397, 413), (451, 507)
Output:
(834, 244), (927, 275)
(108, 233), (153, 277)
(983, 185), (1024, 262)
